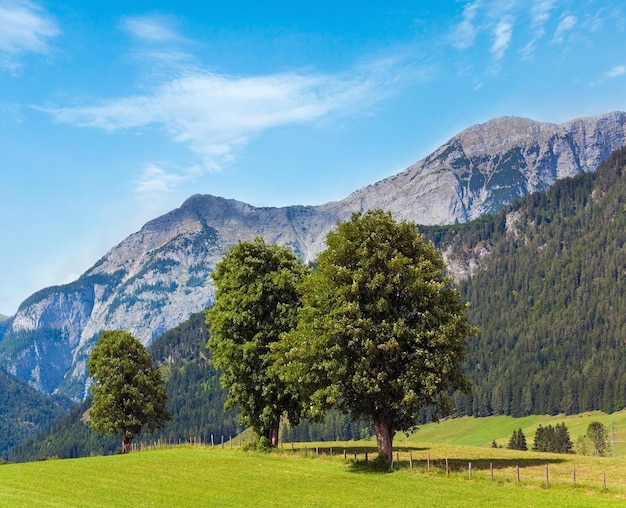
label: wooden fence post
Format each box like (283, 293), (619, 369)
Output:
(490, 462), (493, 481)
(545, 464), (549, 487)
(603, 473), (607, 490)
(573, 468), (576, 484)
(468, 462), (472, 479)
(446, 458), (450, 476)
(409, 452), (413, 469)
(516, 465), (520, 484)
(427, 454), (431, 470)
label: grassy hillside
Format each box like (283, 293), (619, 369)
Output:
(1, 444), (625, 507)
(395, 410), (626, 457)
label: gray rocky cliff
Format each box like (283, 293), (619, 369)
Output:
(2, 111), (625, 399)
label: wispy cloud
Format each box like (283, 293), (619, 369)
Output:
(491, 19), (514, 61)
(521, 0), (556, 60)
(451, 0), (517, 69)
(40, 58), (415, 199)
(590, 64), (626, 86)
(120, 14), (183, 43)
(451, 1), (482, 50)
(552, 14), (577, 44)
(606, 65), (626, 79)
(0, 0), (59, 72)
(134, 163), (200, 201)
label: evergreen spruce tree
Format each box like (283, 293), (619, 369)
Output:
(554, 422), (574, 454)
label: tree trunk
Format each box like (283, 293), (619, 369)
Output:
(269, 423), (280, 448)
(121, 435), (132, 454)
(374, 421), (395, 464)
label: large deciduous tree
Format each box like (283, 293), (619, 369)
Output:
(87, 330), (171, 453)
(276, 210), (476, 463)
(205, 237), (310, 447)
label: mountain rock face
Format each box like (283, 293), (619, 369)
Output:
(2, 111), (626, 400)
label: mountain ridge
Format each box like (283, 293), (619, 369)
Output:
(2, 111), (626, 400)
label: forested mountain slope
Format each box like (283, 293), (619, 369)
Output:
(424, 145), (626, 417)
(7, 312), (242, 462)
(0, 369), (71, 458)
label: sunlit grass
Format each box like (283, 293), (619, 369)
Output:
(1, 443), (625, 507)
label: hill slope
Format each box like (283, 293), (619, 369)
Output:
(423, 145), (626, 417)
(0, 369), (72, 459)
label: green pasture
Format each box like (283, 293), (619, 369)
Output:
(392, 409), (626, 455)
(1, 443), (626, 507)
(2, 410), (626, 507)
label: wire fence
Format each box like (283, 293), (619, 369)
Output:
(130, 437), (626, 494)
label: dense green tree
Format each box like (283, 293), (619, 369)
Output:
(206, 238), (310, 447)
(533, 423), (573, 453)
(587, 421), (608, 456)
(277, 210), (476, 463)
(87, 330), (171, 453)
(554, 422), (574, 454)
(508, 428), (527, 451)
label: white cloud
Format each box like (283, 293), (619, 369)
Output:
(41, 61), (405, 171)
(0, 0), (59, 71)
(451, 1), (482, 49)
(521, 0), (556, 60)
(606, 65), (626, 79)
(552, 14), (577, 44)
(120, 14), (182, 43)
(134, 163), (199, 201)
(491, 20), (514, 61)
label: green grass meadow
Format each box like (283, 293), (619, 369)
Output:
(1, 445), (626, 507)
(2, 411), (626, 507)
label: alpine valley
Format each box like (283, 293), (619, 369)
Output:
(2, 110), (626, 407)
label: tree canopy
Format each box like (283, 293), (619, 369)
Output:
(87, 330), (171, 453)
(587, 421), (609, 456)
(205, 237), (310, 447)
(508, 428), (527, 451)
(276, 210), (476, 462)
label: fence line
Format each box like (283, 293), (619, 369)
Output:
(129, 438), (620, 492)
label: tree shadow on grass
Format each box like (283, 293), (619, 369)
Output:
(348, 456), (568, 475)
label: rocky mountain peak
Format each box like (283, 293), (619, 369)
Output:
(2, 111), (626, 400)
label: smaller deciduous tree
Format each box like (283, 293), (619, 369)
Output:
(87, 330), (171, 453)
(206, 238), (310, 448)
(587, 421), (608, 456)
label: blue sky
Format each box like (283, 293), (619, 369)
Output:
(1, 0), (625, 315)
